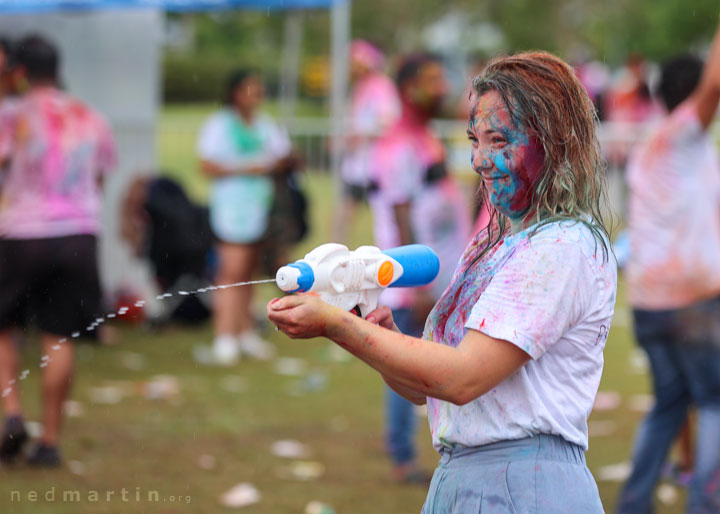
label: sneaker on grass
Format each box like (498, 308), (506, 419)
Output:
(27, 443), (61, 468)
(0, 415), (28, 464)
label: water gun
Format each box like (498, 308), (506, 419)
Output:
(275, 244), (440, 318)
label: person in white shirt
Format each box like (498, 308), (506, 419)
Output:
(197, 69), (293, 365)
(268, 51), (616, 513)
(618, 18), (720, 514)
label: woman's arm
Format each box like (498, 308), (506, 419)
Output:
(382, 374), (427, 405)
(267, 295), (530, 405)
(693, 16), (720, 129)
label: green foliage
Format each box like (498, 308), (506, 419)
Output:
(163, 54), (236, 103)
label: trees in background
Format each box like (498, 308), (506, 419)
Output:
(162, 0), (719, 103)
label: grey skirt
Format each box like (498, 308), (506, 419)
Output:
(421, 434), (604, 514)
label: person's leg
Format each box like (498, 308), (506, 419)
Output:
(38, 334), (74, 448)
(385, 307), (426, 482)
(213, 242), (254, 363)
(0, 330), (22, 416)
(676, 343), (720, 513)
(617, 313), (691, 514)
(0, 330), (28, 463)
(332, 190), (359, 244)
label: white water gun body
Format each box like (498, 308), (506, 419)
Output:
(275, 244), (440, 318)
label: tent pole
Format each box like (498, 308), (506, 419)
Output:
(279, 10), (303, 121)
(330, 0), (349, 210)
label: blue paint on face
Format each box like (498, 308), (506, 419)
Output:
(467, 91), (544, 223)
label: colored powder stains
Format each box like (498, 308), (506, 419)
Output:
(467, 90), (545, 222)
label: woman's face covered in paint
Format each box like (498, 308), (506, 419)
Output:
(468, 90), (545, 221)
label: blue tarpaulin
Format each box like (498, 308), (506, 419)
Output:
(0, 0), (338, 13)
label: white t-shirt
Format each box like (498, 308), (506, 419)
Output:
(197, 110), (290, 243)
(425, 220), (617, 451)
(627, 102), (720, 309)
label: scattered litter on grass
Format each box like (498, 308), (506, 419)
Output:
(629, 348), (649, 374)
(198, 454), (216, 470)
(274, 357), (308, 377)
(120, 352), (147, 371)
(302, 371), (328, 392)
(628, 394), (654, 413)
(277, 461), (325, 481)
(67, 460), (86, 475)
(305, 501), (337, 514)
(593, 391), (621, 411)
(588, 420), (617, 437)
(271, 440), (311, 459)
(596, 462), (632, 482)
(219, 482), (261, 508)
(287, 370), (329, 396)
(63, 400), (85, 418)
(657, 484), (679, 505)
(192, 345), (216, 366)
(89, 385), (126, 405)
(141, 375), (180, 400)
(219, 375), (248, 394)
(318, 343), (352, 364)
(25, 421), (43, 439)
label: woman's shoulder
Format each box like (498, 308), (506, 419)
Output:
(201, 109), (232, 129)
(511, 219), (613, 268)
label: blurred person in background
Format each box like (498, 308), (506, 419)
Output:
(333, 40), (400, 243)
(369, 53), (469, 483)
(0, 35), (116, 467)
(602, 53), (661, 168)
(617, 18), (720, 514)
(197, 69), (295, 365)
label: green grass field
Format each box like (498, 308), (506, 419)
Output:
(0, 105), (686, 513)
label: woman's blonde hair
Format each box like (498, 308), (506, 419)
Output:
(472, 51), (611, 258)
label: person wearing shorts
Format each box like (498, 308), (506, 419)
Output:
(269, 51), (616, 513)
(197, 69), (295, 365)
(0, 35), (116, 467)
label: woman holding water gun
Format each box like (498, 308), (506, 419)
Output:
(269, 51), (617, 513)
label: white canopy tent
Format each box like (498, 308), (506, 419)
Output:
(0, 0), (350, 305)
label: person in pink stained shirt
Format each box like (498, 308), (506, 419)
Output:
(0, 36), (116, 467)
(333, 40), (400, 243)
(369, 53), (470, 483)
(617, 17), (720, 514)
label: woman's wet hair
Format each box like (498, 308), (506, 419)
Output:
(471, 51), (611, 261)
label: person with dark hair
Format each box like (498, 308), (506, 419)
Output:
(0, 38), (13, 101)
(617, 20), (720, 514)
(365, 52), (467, 484)
(269, 50), (616, 512)
(0, 35), (116, 467)
(197, 69), (295, 365)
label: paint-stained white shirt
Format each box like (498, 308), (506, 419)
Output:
(424, 220), (617, 451)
